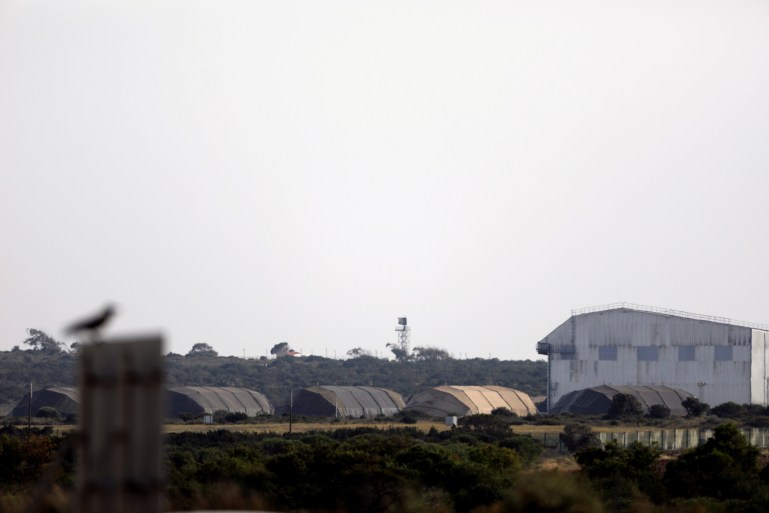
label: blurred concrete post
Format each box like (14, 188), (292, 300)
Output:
(76, 335), (164, 513)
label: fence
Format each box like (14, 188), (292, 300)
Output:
(596, 427), (769, 450)
(519, 427), (769, 451)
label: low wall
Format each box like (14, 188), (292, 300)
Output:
(597, 427), (769, 450)
(516, 427), (769, 452)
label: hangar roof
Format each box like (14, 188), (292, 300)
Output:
(551, 385), (693, 415)
(168, 386), (273, 417)
(292, 386), (405, 418)
(405, 385), (537, 417)
(10, 386), (79, 417)
(571, 302), (769, 331)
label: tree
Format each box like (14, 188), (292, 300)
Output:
(23, 329), (64, 354)
(270, 342), (290, 357)
(386, 342), (411, 362)
(560, 424), (601, 453)
(681, 397), (710, 417)
(664, 423), (761, 500)
(186, 343), (218, 358)
(412, 346), (451, 361)
(608, 393), (644, 417)
(711, 401), (745, 419)
(346, 347), (371, 358)
(577, 441), (665, 508)
(647, 404), (671, 419)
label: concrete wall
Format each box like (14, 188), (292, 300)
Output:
(541, 308), (765, 407)
(751, 329), (769, 405)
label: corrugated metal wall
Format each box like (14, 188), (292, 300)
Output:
(541, 308), (768, 408)
(751, 330), (769, 406)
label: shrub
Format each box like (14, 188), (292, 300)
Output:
(576, 441), (665, 508)
(608, 394), (644, 417)
(495, 471), (605, 513)
(711, 402), (745, 419)
(647, 404), (671, 419)
(681, 397), (710, 417)
(223, 412), (249, 423)
(560, 424), (600, 453)
(499, 435), (543, 465)
(36, 406), (61, 420)
(664, 423), (761, 500)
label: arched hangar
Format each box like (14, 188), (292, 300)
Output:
(10, 386), (79, 418)
(404, 385), (537, 417)
(291, 386), (405, 418)
(550, 385), (693, 416)
(167, 386), (274, 418)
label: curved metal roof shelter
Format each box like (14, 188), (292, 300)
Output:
(550, 385), (693, 415)
(292, 386), (405, 418)
(404, 385), (537, 417)
(10, 386), (79, 417)
(168, 386), (273, 418)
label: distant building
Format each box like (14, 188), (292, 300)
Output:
(536, 303), (769, 410)
(404, 385), (537, 417)
(10, 386), (79, 418)
(167, 386), (273, 418)
(290, 386), (404, 418)
(550, 385), (693, 416)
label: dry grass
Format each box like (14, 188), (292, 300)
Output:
(19, 420), (682, 437)
(163, 420), (451, 434)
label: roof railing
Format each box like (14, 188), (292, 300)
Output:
(571, 302), (769, 331)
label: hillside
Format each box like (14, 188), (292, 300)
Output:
(0, 349), (545, 414)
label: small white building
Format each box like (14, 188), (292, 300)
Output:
(536, 303), (769, 410)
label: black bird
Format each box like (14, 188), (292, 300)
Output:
(65, 304), (116, 337)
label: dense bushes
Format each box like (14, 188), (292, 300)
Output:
(560, 423), (600, 452)
(164, 422), (769, 512)
(0, 426), (74, 487)
(664, 423), (762, 501)
(165, 426), (535, 512)
(577, 442), (665, 510)
(575, 422), (769, 513)
(8, 416), (769, 512)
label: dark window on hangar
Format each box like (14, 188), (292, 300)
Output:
(599, 346), (617, 361)
(715, 345), (733, 361)
(678, 346), (695, 361)
(637, 346), (658, 361)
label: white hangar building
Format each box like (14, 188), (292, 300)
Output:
(536, 303), (769, 410)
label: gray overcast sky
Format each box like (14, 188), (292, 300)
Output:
(2, 1), (768, 360)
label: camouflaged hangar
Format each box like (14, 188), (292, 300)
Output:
(404, 385), (537, 417)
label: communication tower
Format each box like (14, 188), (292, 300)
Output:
(395, 317), (410, 354)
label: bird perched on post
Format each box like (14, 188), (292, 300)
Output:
(65, 304), (116, 341)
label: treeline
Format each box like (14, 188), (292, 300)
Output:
(165, 354), (546, 407)
(0, 348), (545, 412)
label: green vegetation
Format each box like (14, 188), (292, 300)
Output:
(5, 420), (769, 512)
(559, 423), (600, 452)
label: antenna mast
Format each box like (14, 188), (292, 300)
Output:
(395, 317), (410, 354)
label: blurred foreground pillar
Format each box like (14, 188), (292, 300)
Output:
(76, 335), (164, 513)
